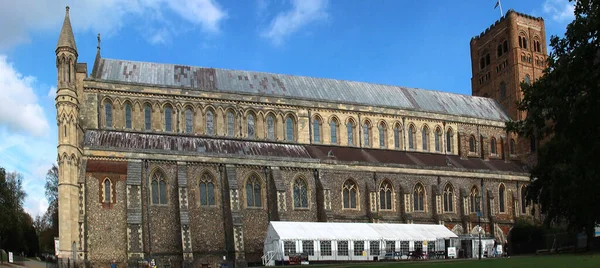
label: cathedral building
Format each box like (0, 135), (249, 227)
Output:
(55, 7), (541, 267)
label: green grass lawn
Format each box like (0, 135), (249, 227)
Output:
(305, 254), (600, 268)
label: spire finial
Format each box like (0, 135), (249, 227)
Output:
(97, 33), (101, 51)
(66, 6), (70, 14)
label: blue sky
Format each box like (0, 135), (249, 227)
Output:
(0, 0), (574, 217)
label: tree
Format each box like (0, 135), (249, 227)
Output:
(506, 0), (600, 250)
(0, 169), (33, 255)
(38, 164), (59, 253)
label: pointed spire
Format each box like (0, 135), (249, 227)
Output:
(56, 6), (77, 52)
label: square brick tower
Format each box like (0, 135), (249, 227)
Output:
(470, 9), (547, 162)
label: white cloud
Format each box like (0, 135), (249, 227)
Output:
(47, 86), (57, 98)
(542, 0), (575, 23)
(0, 55), (50, 137)
(0, 0), (228, 50)
(261, 0), (328, 45)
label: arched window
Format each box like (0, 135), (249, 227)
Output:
(530, 134), (536, 152)
(519, 35), (528, 49)
(446, 129), (453, 153)
(199, 173), (215, 206)
(164, 105), (173, 132)
(144, 104), (152, 131)
(521, 186), (527, 214)
(226, 111), (235, 137)
(363, 121), (371, 147)
(285, 116), (295, 141)
(266, 114), (276, 140)
(379, 181), (393, 210)
(443, 184), (454, 212)
(293, 178), (308, 208)
(330, 117), (339, 144)
(393, 124), (401, 149)
(104, 101), (113, 128)
(103, 178), (112, 203)
(246, 175), (262, 208)
(525, 74), (531, 85)
(347, 120), (356, 146)
(497, 43), (503, 57)
(491, 138), (497, 155)
(469, 135), (476, 153)
(342, 180), (358, 209)
(206, 110), (215, 135)
(408, 125), (416, 149)
(500, 82), (506, 100)
(313, 116), (321, 143)
(247, 113), (255, 139)
(413, 183), (425, 212)
(435, 128), (442, 152)
(124, 103), (132, 129)
(422, 126), (429, 151)
(185, 108), (193, 134)
(499, 184), (506, 213)
(510, 138), (516, 155)
(151, 170), (167, 205)
(469, 187), (479, 213)
(378, 122), (386, 148)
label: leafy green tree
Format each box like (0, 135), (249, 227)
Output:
(37, 164), (59, 253)
(506, 0), (600, 250)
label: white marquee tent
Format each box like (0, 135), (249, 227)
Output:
(263, 221), (459, 264)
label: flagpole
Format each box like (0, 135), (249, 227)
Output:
(499, 0), (504, 17)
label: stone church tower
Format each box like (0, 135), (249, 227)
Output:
(470, 10), (547, 162)
(55, 6), (84, 260)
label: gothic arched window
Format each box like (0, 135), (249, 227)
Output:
(408, 125), (416, 149)
(491, 138), (497, 154)
(104, 101), (113, 128)
(266, 114), (276, 140)
(379, 181), (393, 210)
(469, 187), (479, 213)
(378, 122), (386, 148)
(363, 121), (371, 147)
(246, 175), (262, 208)
(435, 127), (442, 152)
(151, 170), (167, 205)
(164, 105), (173, 132)
(446, 128), (453, 153)
(103, 178), (112, 203)
(413, 183), (425, 212)
(330, 117), (339, 144)
(293, 178), (309, 208)
(393, 124), (401, 149)
(469, 135), (476, 153)
(285, 116), (295, 141)
(199, 172), (215, 206)
(443, 183), (454, 212)
(313, 116), (322, 143)
(124, 103), (132, 129)
(185, 108), (193, 134)
(342, 180), (358, 209)
(206, 110), (215, 135)
(422, 126), (429, 151)
(144, 104), (152, 131)
(347, 120), (356, 146)
(247, 114), (255, 139)
(226, 110), (235, 137)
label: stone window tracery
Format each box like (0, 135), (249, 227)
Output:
(125, 103), (132, 129)
(246, 174), (262, 208)
(470, 186), (479, 213)
(206, 110), (215, 135)
(199, 172), (215, 206)
(413, 183), (425, 212)
(185, 108), (193, 134)
(443, 183), (454, 212)
(379, 181), (393, 210)
(342, 179), (358, 209)
(293, 177), (309, 208)
(151, 170), (167, 205)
